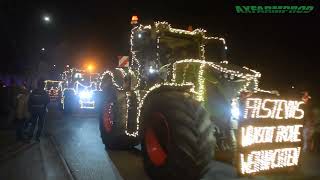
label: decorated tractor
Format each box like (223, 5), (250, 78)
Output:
(60, 67), (102, 112)
(99, 22), (306, 180)
(44, 80), (63, 102)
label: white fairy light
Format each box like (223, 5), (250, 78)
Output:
(60, 68), (101, 109)
(240, 147), (301, 174)
(243, 98), (305, 120)
(100, 70), (124, 91)
(197, 63), (206, 101)
(125, 82), (195, 137)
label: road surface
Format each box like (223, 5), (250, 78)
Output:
(45, 104), (149, 180)
(43, 103), (320, 180)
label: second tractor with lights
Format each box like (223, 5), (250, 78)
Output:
(60, 66), (102, 112)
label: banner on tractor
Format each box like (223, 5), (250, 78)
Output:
(237, 96), (305, 175)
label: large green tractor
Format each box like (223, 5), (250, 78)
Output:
(99, 22), (303, 179)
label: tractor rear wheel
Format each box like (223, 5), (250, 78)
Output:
(141, 91), (215, 180)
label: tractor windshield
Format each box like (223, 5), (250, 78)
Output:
(73, 72), (92, 85)
(159, 34), (200, 65)
(45, 81), (60, 90)
(204, 39), (226, 62)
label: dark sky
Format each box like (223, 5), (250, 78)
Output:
(1, 0), (319, 94)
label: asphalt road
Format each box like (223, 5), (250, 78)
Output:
(45, 104), (149, 180)
(0, 143), (46, 180)
(44, 103), (320, 180)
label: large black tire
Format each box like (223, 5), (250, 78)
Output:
(141, 91), (215, 180)
(99, 91), (138, 150)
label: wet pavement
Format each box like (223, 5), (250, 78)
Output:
(0, 143), (46, 180)
(44, 104), (320, 180)
(1, 103), (320, 180)
(45, 105), (125, 180)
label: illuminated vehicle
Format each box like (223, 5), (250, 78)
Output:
(44, 80), (62, 102)
(99, 22), (306, 180)
(60, 68), (101, 112)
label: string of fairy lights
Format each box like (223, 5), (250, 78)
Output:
(240, 147), (301, 174)
(97, 21), (307, 175)
(243, 98), (304, 120)
(100, 21), (264, 137)
(60, 68), (102, 109)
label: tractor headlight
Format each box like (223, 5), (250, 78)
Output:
(149, 67), (156, 74)
(79, 90), (92, 100)
(231, 106), (240, 120)
(231, 99), (240, 120)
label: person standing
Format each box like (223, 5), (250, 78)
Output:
(15, 87), (30, 141)
(28, 79), (50, 142)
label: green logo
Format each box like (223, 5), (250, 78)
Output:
(235, 6), (314, 14)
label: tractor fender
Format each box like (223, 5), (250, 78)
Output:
(136, 83), (197, 136)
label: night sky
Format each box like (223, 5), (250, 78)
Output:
(1, 1), (319, 95)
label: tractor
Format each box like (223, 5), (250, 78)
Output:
(99, 22), (305, 179)
(44, 80), (63, 102)
(60, 67), (102, 112)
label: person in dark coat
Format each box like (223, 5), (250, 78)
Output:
(28, 79), (50, 142)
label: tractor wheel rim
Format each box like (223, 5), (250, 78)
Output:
(145, 112), (169, 166)
(103, 103), (113, 133)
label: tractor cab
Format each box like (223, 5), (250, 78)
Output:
(44, 80), (62, 102)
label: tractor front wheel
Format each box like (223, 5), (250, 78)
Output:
(141, 91), (215, 180)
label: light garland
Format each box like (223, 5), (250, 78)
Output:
(124, 82), (195, 137)
(240, 147), (301, 174)
(100, 70), (124, 91)
(243, 98), (305, 120)
(44, 80), (63, 100)
(60, 68), (101, 109)
(172, 59), (260, 101)
(115, 68), (127, 77)
(197, 63), (206, 101)
(112, 21), (307, 176)
(124, 92), (130, 133)
(241, 125), (303, 147)
(275, 125), (303, 143)
(155, 21), (206, 36)
(239, 97), (305, 175)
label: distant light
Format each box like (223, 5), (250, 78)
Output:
(138, 33), (142, 38)
(66, 65), (70, 68)
(79, 90), (92, 100)
(131, 15), (138, 21)
(87, 64), (94, 72)
(53, 64), (56, 67)
(43, 15), (51, 22)
(41, 48), (45, 51)
(131, 15), (139, 25)
(292, 86), (295, 89)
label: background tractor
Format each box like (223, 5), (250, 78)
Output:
(99, 22), (302, 180)
(44, 80), (62, 102)
(60, 67), (102, 113)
